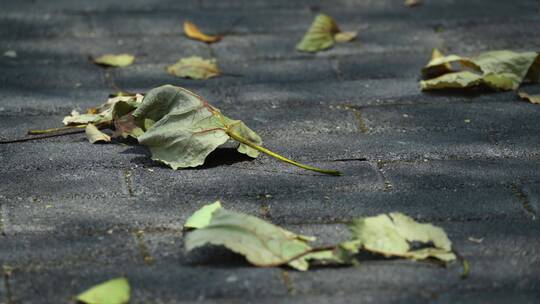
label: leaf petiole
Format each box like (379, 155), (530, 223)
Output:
(227, 129), (342, 176)
(27, 122), (109, 135)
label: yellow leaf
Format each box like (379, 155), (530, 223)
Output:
(334, 31), (358, 43)
(518, 91), (540, 104)
(93, 54), (135, 67)
(85, 123), (111, 144)
(184, 21), (221, 43)
(76, 278), (130, 304)
(166, 56), (220, 79)
(421, 71), (483, 90)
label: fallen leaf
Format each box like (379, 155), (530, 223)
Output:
(184, 201), (222, 229)
(334, 31), (358, 43)
(421, 71), (484, 90)
(167, 56), (220, 79)
(133, 85), (340, 175)
(404, 0), (422, 7)
(422, 48), (453, 78)
(85, 123), (111, 144)
(421, 50), (540, 91)
(185, 207), (316, 271)
(76, 277), (130, 304)
(112, 99), (145, 138)
(3, 50), (17, 58)
(468, 236), (484, 243)
(93, 54), (135, 67)
(184, 21), (221, 43)
(62, 94), (143, 127)
(184, 205), (456, 270)
(345, 212), (456, 262)
(518, 91), (540, 104)
(296, 14), (356, 53)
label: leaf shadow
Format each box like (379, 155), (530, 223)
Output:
(123, 145), (254, 170)
(184, 245), (252, 268)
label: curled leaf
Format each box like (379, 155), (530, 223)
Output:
(76, 277), (130, 304)
(345, 212), (455, 262)
(85, 123), (111, 144)
(185, 207), (316, 271)
(184, 21), (221, 43)
(63, 94), (143, 127)
(421, 50), (540, 91)
(296, 14), (356, 53)
(184, 201), (222, 229)
(167, 56), (220, 80)
(334, 31), (358, 43)
(93, 54), (135, 67)
(518, 91), (540, 104)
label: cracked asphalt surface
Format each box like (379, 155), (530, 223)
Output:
(1, 0), (539, 303)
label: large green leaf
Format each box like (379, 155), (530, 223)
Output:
(133, 85), (261, 169)
(76, 277), (130, 304)
(346, 212), (455, 262)
(421, 50), (540, 91)
(185, 208), (315, 271)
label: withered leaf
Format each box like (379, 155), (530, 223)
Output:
(184, 21), (222, 43)
(93, 54), (135, 67)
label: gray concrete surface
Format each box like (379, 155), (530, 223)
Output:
(1, 0), (539, 303)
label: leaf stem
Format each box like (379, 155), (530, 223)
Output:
(227, 130), (342, 176)
(27, 124), (87, 135)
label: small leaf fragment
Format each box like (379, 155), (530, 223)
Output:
(296, 14), (356, 53)
(85, 123), (111, 144)
(184, 21), (221, 43)
(346, 212), (455, 262)
(518, 91), (540, 104)
(167, 56), (220, 79)
(185, 207), (315, 270)
(334, 31), (358, 43)
(184, 201), (222, 229)
(76, 277), (130, 304)
(93, 54), (135, 67)
(404, 0), (422, 7)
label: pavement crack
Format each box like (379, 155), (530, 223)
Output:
(343, 106), (369, 134)
(3, 265), (14, 304)
(330, 58), (344, 81)
(134, 230), (155, 265)
(280, 270), (296, 295)
(0, 204), (5, 237)
(331, 157), (368, 162)
(122, 169), (135, 197)
(511, 184), (536, 220)
(257, 193), (272, 220)
(376, 161), (394, 191)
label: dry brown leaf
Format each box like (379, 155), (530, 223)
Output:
(184, 21), (221, 43)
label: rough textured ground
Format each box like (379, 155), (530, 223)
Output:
(1, 0), (540, 303)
